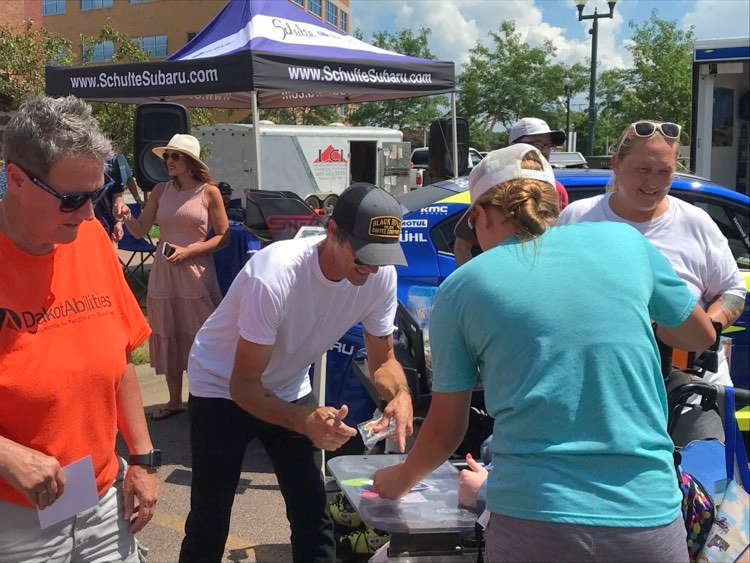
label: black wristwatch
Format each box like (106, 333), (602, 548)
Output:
(709, 319), (723, 352)
(129, 449), (162, 469)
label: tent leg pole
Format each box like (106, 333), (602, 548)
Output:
(251, 90), (262, 188)
(451, 93), (458, 179)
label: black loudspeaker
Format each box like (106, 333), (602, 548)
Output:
(428, 117), (470, 179)
(133, 103), (190, 191)
(739, 91), (750, 121)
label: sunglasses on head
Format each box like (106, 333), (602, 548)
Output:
(161, 152), (184, 162)
(630, 121), (681, 140)
(616, 121), (681, 153)
(11, 162), (113, 212)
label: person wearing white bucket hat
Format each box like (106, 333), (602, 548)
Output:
(373, 145), (716, 561)
(150, 134), (207, 170)
(118, 133), (229, 421)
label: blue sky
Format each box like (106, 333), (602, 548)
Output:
(350, 0), (750, 72)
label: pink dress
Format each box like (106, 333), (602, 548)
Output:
(147, 180), (221, 375)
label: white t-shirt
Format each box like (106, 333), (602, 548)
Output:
(559, 193), (746, 387)
(188, 236), (398, 402)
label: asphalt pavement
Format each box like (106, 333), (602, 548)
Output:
(121, 364), (295, 563)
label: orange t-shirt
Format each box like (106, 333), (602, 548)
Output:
(0, 219), (150, 506)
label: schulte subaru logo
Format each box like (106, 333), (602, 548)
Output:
(313, 145), (347, 163)
(0, 308), (22, 333)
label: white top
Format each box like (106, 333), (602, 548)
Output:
(188, 236), (398, 402)
(559, 193), (746, 387)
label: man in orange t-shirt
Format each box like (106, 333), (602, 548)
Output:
(0, 96), (159, 562)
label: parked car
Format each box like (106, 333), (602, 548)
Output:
(325, 168), (750, 424)
(549, 151), (588, 168)
(409, 146), (485, 173)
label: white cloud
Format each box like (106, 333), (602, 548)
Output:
(351, 0), (633, 72)
(683, 0), (750, 40)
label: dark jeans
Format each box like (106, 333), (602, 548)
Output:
(179, 393), (335, 563)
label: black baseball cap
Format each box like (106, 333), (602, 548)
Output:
(330, 182), (407, 267)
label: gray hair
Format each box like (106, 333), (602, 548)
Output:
(3, 96), (113, 177)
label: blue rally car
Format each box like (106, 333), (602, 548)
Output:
(324, 169), (750, 425)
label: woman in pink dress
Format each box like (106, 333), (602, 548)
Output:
(121, 134), (228, 420)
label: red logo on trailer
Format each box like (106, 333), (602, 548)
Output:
(314, 145), (347, 163)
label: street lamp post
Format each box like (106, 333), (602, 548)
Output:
(563, 76), (571, 151)
(575, 0), (616, 157)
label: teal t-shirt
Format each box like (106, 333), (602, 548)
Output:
(430, 221), (696, 527)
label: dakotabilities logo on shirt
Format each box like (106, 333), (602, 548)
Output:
(0, 308), (22, 334)
(2, 293), (113, 335)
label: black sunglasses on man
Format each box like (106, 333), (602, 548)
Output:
(9, 162), (114, 212)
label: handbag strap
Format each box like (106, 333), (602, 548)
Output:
(722, 386), (750, 491)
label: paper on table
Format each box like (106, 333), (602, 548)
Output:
(37, 456), (99, 529)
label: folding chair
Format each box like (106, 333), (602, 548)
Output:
(117, 203), (156, 307)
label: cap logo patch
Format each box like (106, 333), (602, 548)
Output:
(368, 216), (401, 239)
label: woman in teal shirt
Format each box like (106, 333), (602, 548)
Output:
(373, 144), (716, 562)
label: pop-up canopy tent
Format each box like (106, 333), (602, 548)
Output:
(46, 0), (455, 108)
(46, 0), (458, 182)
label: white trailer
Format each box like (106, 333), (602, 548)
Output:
(691, 37), (750, 195)
(195, 122), (413, 208)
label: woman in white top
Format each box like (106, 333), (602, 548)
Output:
(559, 120), (746, 444)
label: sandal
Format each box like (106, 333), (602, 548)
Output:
(151, 405), (185, 421)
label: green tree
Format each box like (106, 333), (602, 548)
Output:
(595, 11), (694, 152)
(0, 21), (74, 110)
(458, 22), (584, 131)
(456, 21), (587, 145)
(80, 23), (213, 163)
(347, 28), (443, 129)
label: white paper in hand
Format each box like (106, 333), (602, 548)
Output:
(37, 456), (99, 529)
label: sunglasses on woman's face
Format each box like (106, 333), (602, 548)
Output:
(467, 208), (479, 232)
(162, 152), (184, 162)
(630, 121), (681, 140)
(11, 162), (113, 212)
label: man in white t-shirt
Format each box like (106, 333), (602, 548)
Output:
(180, 183), (414, 563)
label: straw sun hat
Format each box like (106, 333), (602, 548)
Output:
(151, 134), (209, 170)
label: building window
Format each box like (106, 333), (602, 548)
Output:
(47, 48), (68, 66)
(80, 0), (112, 10)
(307, 0), (321, 18)
(42, 0), (66, 15)
(292, 0), (304, 6)
(135, 35), (168, 57)
(83, 40), (114, 62)
(340, 10), (348, 33)
(325, 1), (338, 26)
(187, 32), (197, 42)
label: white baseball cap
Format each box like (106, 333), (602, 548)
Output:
(454, 144), (556, 243)
(509, 117), (566, 146)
